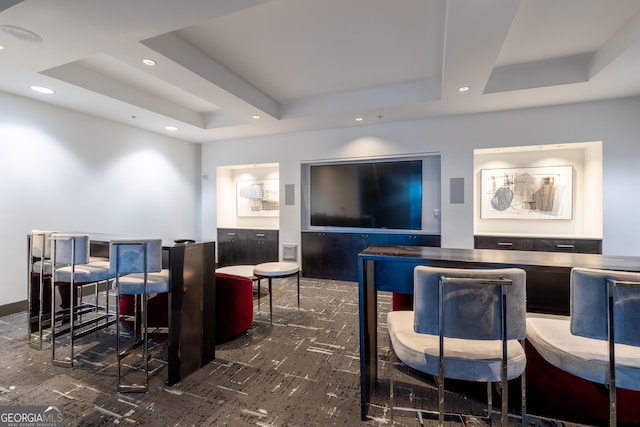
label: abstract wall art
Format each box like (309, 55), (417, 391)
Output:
(480, 165), (573, 219)
(236, 179), (280, 217)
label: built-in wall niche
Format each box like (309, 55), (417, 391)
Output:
(216, 163), (279, 229)
(473, 141), (602, 238)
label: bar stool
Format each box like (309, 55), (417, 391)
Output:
(50, 233), (115, 367)
(110, 239), (169, 393)
(27, 230), (55, 349)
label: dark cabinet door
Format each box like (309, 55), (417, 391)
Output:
(533, 238), (602, 254)
(474, 236), (534, 251)
(217, 229), (242, 266)
(344, 233), (389, 281)
(301, 232), (324, 278)
(323, 232), (348, 280)
(247, 230), (279, 264)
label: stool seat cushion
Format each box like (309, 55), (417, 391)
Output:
(527, 313), (640, 391)
(387, 310), (526, 382)
(115, 269), (170, 295)
(216, 272), (253, 342)
(55, 260), (114, 283)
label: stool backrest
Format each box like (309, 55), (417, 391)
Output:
(413, 266), (526, 340)
(51, 234), (90, 265)
(30, 230), (56, 259)
(571, 267), (640, 346)
(109, 239), (162, 274)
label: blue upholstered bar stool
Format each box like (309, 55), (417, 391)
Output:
(387, 266), (527, 426)
(110, 239), (169, 393)
(527, 267), (640, 426)
(28, 230), (56, 349)
(50, 233), (114, 367)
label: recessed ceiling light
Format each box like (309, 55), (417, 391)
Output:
(142, 58), (156, 66)
(355, 117), (364, 122)
(252, 115), (261, 119)
(164, 126), (178, 131)
(458, 86), (470, 92)
(1, 25), (42, 43)
(0, 44), (4, 50)
(30, 86), (55, 94)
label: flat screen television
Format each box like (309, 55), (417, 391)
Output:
(310, 160), (422, 230)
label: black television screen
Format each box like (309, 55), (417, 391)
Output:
(310, 160), (422, 230)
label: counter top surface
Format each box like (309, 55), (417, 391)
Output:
(359, 245), (640, 272)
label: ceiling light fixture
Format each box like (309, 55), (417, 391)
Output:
(142, 58), (156, 66)
(252, 115), (261, 119)
(30, 85), (55, 94)
(355, 117), (364, 122)
(0, 44), (4, 50)
(458, 86), (470, 92)
(165, 126), (178, 131)
(1, 25), (42, 43)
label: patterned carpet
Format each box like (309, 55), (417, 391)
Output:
(0, 277), (588, 426)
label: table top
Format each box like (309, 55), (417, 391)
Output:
(359, 245), (640, 272)
(215, 265), (256, 279)
(254, 262), (299, 277)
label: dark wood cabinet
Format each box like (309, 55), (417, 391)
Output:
(474, 235), (602, 314)
(217, 228), (278, 267)
(301, 231), (441, 281)
(474, 235), (601, 254)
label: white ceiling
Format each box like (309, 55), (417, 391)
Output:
(1, 0), (640, 143)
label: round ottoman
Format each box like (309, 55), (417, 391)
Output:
(215, 272), (254, 342)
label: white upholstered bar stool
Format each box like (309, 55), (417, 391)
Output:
(110, 239), (169, 393)
(387, 266), (527, 426)
(28, 230), (55, 349)
(526, 267), (640, 426)
(50, 233), (114, 367)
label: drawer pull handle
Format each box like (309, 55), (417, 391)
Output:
(497, 242), (513, 246)
(256, 233), (266, 237)
(557, 244), (574, 249)
(227, 233), (236, 236)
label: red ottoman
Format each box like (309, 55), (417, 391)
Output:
(215, 272), (254, 342)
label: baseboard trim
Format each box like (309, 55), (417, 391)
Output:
(0, 300), (27, 317)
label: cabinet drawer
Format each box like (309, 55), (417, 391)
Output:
(474, 236), (533, 251)
(533, 239), (602, 254)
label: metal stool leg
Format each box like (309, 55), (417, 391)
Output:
(269, 277), (273, 324)
(297, 271), (300, 310)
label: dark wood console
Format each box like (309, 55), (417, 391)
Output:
(474, 235), (602, 254)
(217, 228), (278, 267)
(301, 231), (441, 281)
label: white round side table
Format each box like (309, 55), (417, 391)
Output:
(253, 262), (300, 324)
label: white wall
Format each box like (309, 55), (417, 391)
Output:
(0, 91), (201, 306)
(201, 96), (640, 259)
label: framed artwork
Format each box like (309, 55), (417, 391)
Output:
(480, 165), (573, 219)
(236, 179), (279, 217)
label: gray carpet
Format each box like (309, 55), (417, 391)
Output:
(0, 278), (584, 426)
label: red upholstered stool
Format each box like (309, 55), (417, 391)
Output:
(391, 292), (413, 311)
(215, 272), (254, 342)
(118, 292), (168, 329)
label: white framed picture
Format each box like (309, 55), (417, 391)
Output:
(236, 179), (279, 217)
(480, 165), (573, 219)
